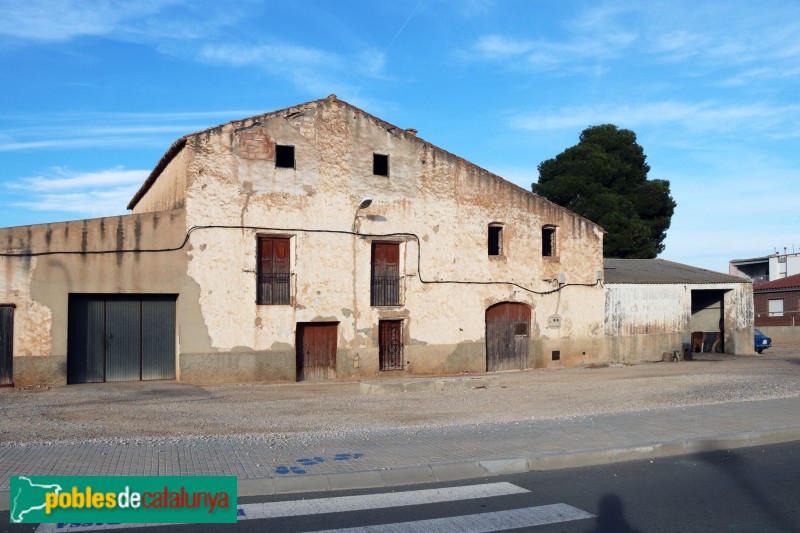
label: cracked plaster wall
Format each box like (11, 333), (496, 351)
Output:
(179, 97), (606, 375)
(0, 210), (193, 385)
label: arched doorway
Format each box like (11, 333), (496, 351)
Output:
(485, 302), (531, 371)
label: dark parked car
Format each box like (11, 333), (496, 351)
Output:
(754, 328), (772, 354)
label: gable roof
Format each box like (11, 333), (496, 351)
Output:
(604, 258), (748, 284)
(754, 272), (800, 292)
(126, 96), (604, 232)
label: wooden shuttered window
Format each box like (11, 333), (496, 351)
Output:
(257, 236), (291, 305)
(371, 242), (400, 306)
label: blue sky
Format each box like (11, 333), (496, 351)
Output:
(1, 0), (798, 273)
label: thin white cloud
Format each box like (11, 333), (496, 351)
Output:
(465, 2), (800, 87)
(473, 35), (535, 59)
(8, 167), (146, 216)
(0, 137), (167, 152)
(198, 41), (386, 98)
(0, 109), (269, 153)
(199, 43), (336, 69)
(511, 101), (800, 137)
(14, 188), (139, 216)
(0, 0), (176, 41)
(470, 30), (636, 71)
(15, 167), (147, 191)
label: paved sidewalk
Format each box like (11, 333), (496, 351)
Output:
(3, 395), (800, 510)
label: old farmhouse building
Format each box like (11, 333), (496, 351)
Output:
(1, 96), (614, 386)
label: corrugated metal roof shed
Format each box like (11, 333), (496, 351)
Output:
(753, 272), (800, 291)
(604, 258), (749, 284)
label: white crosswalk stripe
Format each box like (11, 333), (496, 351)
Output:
(311, 504), (594, 532)
(237, 482), (529, 520)
(33, 482), (594, 532)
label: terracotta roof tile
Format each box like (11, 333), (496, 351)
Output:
(753, 272), (800, 291)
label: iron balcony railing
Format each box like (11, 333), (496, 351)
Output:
(257, 272), (291, 305)
(371, 275), (401, 306)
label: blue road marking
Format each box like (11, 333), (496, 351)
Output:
(275, 453), (364, 474)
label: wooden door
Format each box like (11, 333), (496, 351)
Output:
(379, 320), (403, 370)
(296, 323), (337, 381)
(0, 305), (13, 386)
(486, 303), (531, 371)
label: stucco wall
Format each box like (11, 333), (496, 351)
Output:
(0, 210), (191, 386)
(174, 97), (606, 380)
(132, 146), (191, 214)
(758, 325), (800, 343)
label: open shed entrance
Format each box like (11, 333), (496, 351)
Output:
(690, 289), (727, 353)
(296, 322), (338, 381)
(486, 302), (531, 371)
(67, 295), (177, 384)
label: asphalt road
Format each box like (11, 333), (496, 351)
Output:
(5, 440), (800, 533)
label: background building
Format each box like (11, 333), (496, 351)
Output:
(753, 273), (800, 344)
(730, 250), (800, 282)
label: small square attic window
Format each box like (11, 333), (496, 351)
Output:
(275, 145), (295, 168)
(373, 153), (389, 176)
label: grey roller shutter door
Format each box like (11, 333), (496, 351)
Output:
(142, 298), (176, 380)
(68, 295), (176, 383)
(105, 298), (142, 382)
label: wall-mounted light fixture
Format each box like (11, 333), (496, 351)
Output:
(352, 197), (373, 232)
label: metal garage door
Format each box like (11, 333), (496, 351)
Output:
(68, 295), (176, 384)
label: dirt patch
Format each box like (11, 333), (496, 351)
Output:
(3, 346), (800, 446)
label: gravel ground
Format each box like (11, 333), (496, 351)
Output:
(2, 344), (799, 447)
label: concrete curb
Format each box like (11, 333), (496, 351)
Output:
(4, 426), (800, 512)
(239, 426), (800, 497)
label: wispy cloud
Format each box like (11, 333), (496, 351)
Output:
(511, 100), (800, 138)
(466, 1), (800, 87)
(15, 188), (139, 216)
(199, 43), (336, 69)
(0, 0), (256, 45)
(0, 0), (177, 41)
(198, 41), (387, 98)
(7, 166), (146, 216)
(0, 110), (266, 153)
(13, 167), (146, 191)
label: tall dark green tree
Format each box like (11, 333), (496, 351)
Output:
(533, 124), (676, 258)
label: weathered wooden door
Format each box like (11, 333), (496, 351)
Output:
(379, 320), (403, 370)
(296, 323), (337, 381)
(486, 302), (531, 371)
(0, 305), (13, 386)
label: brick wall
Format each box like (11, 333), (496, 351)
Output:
(754, 289), (800, 326)
(235, 127), (275, 160)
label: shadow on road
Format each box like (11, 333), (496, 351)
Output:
(696, 448), (795, 532)
(587, 493), (643, 533)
